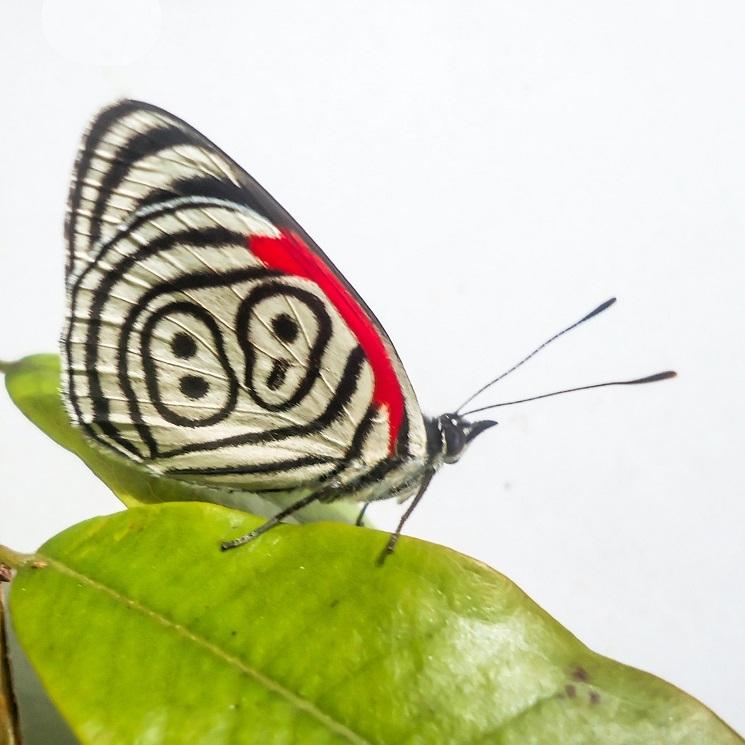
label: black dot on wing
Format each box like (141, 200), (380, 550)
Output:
(179, 375), (209, 399)
(272, 313), (299, 344)
(171, 332), (197, 359)
(267, 359), (290, 391)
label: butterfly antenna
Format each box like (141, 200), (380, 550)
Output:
(459, 370), (677, 417)
(455, 297), (617, 413)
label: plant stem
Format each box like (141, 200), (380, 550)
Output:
(0, 590), (21, 745)
(0, 549), (32, 573)
(0, 361), (13, 374)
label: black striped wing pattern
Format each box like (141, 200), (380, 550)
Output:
(61, 101), (428, 504)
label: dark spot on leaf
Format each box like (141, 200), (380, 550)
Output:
(565, 684), (576, 698)
(589, 691), (601, 705)
(571, 665), (589, 682)
(329, 598), (340, 608)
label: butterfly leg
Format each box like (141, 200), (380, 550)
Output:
(220, 491), (322, 551)
(355, 502), (371, 527)
(377, 468), (436, 565)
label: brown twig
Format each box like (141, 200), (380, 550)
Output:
(0, 587), (21, 745)
(0, 550), (31, 573)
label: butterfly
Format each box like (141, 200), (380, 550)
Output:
(61, 101), (674, 556)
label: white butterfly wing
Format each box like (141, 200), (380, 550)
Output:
(62, 101), (428, 500)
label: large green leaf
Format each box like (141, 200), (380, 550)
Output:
(2, 354), (358, 524)
(6, 503), (741, 744)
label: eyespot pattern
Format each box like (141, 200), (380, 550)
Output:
(236, 282), (332, 412)
(140, 301), (238, 427)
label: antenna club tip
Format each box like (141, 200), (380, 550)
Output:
(636, 370), (677, 384)
(581, 297), (617, 322)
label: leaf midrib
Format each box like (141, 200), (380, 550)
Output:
(35, 552), (374, 745)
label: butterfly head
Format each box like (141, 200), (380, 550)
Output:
(430, 413), (497, 465)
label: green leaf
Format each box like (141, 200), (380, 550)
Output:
(2, 599), (78, 745)
(7, 503), (742, 744)
(2, 354), (359, 525)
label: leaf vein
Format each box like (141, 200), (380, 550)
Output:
(38, 553), (376, 745)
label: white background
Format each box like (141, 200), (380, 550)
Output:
(1, 0), (744, 733)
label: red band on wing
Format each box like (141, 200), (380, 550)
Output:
(249, 231), (404, 453)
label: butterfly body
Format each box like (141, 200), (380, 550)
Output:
(61, 101), (493, 528)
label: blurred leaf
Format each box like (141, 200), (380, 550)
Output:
(3, 354), (359, 525)
(7, 503), (743, 744)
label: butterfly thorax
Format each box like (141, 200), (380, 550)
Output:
(425, 414), (497, 466)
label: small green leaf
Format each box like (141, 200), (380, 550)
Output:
(3, 354), (359, 524)
(8, 503), (742, 744)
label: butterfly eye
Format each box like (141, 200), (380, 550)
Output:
(237, 282), (331, 411)
(140, 302), (238, 427)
